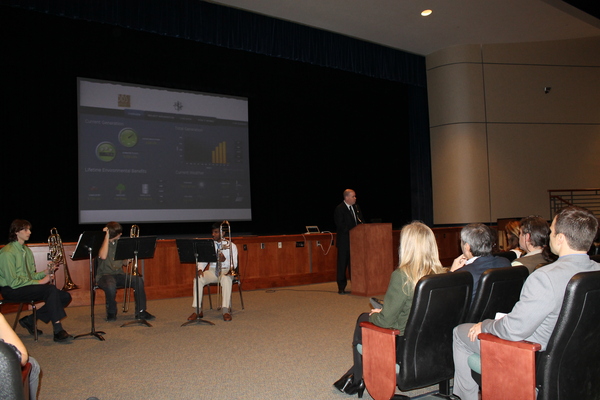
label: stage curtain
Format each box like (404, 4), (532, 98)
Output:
(3, 0), (426, 87)
(2, 0), (433, 223)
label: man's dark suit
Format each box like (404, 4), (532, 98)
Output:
(334, 202), (364, 292)
(460, 255), (512, 300)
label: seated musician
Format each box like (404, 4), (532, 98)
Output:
(188, 222), (238, 322)
(0, 219), (73, 342)
(97, 222), (155, 322)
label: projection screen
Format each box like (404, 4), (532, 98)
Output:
(77, 78), (251, 224)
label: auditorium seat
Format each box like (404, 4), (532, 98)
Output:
(0, 340), (26, 400)
(476, 270), (600, 400)
(466, 266), (528, 323)
(360, 271), (472, 400)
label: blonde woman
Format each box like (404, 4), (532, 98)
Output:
(333, 221), (445, 397)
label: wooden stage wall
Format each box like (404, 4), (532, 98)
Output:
(1, 228), (463, 308)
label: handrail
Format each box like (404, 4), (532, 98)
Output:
(548, 188), (600, 192)
(549, 189), (600, 219)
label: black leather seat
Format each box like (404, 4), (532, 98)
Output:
(535, 270), (600, 399)
(477, 269), (600, 400)
(0, 340), (25, 400)
(492, 251), (518, 262)
(466, 266), (529, 323)
(360, 271), (473, 400)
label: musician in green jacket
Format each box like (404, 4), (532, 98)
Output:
(0, 219), (72, 342)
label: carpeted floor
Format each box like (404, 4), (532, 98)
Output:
(7, 282), (444, 399)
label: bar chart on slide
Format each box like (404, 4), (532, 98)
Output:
(212, 141), (227, 164)
(182, 137), (236, 165)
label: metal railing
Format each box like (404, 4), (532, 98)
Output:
(549, 189), (600, 219)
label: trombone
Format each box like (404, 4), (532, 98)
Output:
(122, 224), (141, 312)
(216, 221), (238, 309)
(48, 227), (78, 291)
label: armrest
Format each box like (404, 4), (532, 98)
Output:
(360, 322), (400, 400)
(478, 333), (541, 400)
(359, 321), (401, 336)
(478, 333), (542, 351)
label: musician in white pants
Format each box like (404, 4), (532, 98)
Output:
(189, 222), (238, 322)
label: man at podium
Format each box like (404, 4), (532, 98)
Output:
(334, 189), (364, 294)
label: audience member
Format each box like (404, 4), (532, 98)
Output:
(452, 206), (600, 400)
(333, 222), (445, 397)
(450, 224), (511, 299)
(0, 312), (40, 400)
(503, 220), (524, 258)
(511, 215), (550, 273)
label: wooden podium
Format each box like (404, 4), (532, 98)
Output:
(350, 223), (394, 296)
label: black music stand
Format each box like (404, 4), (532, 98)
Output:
(114, 236), (157, 327)
(176, 239), (217, 327)
(72, 231), (107, 341)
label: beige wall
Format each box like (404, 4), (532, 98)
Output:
(427, 36), (600, 224)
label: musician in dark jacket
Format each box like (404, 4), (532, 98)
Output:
(334, 189), (364, 294)
(97, 221), (155, 322)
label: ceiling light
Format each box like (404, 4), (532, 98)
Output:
(421, 9), (433, 17)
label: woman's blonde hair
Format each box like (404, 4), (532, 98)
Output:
(398, 221), (444, 294)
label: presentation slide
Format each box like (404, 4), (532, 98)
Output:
(77, 78), (251, 224)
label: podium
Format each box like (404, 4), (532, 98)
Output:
(350, 223), (393, 296)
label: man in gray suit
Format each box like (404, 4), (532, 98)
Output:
(452, 206), (600, 400)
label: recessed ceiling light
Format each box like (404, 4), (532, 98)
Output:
(421, 9), (433, 17)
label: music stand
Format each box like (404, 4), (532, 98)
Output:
(176, 239), (217, 327)
(71, 231), (107, 341)
(114, 236), (157, 327)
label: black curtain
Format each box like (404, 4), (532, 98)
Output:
(2, 0), (427, 87)
(0, 2), (432, 241)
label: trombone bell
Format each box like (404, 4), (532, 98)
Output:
(219, 221), (238, 279)
(48, 227), (78, 291)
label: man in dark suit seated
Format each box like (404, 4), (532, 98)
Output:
(450, 223), (511, 299)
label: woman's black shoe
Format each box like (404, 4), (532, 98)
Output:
(356, 380), (365, 398)
(334, 373), (365, 397)
(333, 372), (354, 393)
(345, 379), (365, 397)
